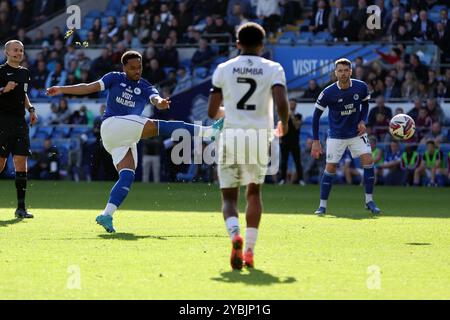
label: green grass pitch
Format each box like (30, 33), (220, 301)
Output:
(0, 180), (449, 299)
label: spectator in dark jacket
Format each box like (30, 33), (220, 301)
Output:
(191, 38), (214, 68)
(309, 0), (330, 33)
(302, 80), (322, 100)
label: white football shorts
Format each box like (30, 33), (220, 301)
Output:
(326, 134), (371, 163)
(100, 115), (149, 168)
(217, 130), (271, 188)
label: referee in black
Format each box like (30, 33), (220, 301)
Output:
(0, 40), (38, 218)
(279, 98), (305, 185)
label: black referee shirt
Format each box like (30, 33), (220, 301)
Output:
(0, 63), (31, 119)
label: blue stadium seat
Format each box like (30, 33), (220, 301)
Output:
(52, 126), (71, 139)
(320, 116), (328, 125)
(29, 126), (37, 139)
(35, 127), (53, 139)
(101, 17), (109, 27)
(30, 139), (44, 151)
(278, 31), (297, 45)
(85, 10), (102, 18)
(429, 12), (440, 23)
(83, 17), (95, 30)
(71, 126), (91, 137)
(163, 67), (176, 75)
(439, 143), (450, 155)
(312, 32), (331, 43)
(297, 31), (312, 43)
(417, 144), (426, 154)
(107, 0), (122, 12)
(194, 67), (209, 79)
(303, 116), (313, 125)
(104, 10), (118, 19)
(300, 132), (312, 141)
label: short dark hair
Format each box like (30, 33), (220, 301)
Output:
(426, 140), (435, 146)
(121, 50), (142, 65)
(237, 22), (266, 48)
(335, 58), (351, 68)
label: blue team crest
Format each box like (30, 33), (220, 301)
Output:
(134, 87), (141, 95)
(353, 94), (359, 100)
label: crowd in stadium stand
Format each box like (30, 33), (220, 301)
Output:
(0, 0), (449, 186)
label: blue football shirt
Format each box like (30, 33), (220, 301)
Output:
(99, 72), (159, 120)
(315, 79), (370, 139)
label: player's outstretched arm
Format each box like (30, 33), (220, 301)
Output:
(272, 85), (289, 136)
(150, 95), (171, 110)
(46, 81), (102, 96)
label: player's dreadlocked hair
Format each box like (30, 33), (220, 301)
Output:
(237, 22), (266, 48)
(121, 51), (142, 65)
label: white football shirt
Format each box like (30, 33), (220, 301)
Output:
(212, 55), (286, 130)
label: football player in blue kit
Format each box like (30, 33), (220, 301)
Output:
(47, 51), (223, 232)
(311, 58), (381, 215)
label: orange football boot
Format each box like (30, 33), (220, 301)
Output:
(230, 235), (244, 270)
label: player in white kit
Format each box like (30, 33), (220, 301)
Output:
(208, 22), (289, 269)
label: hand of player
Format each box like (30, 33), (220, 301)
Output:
(311, 140), (322, 159)
(46, 86), (62, 96)
(357, 121), (367, 136)
(29, 111), (38, 126)
(156, 98), (171, 110)
(274, 121), (288, 137)
(3, 81), (18, 93)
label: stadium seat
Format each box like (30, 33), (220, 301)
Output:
(320, 116), (328, 125)
(52, 126), (71, 139)
(297, 31), (312, 43)
(30, 139), (44, 151)
(83, 17), (95, 30)
(29, 126), (37, 139)
(104, 10), (118, 19)
(312, 32), (331, 43)
(278, 31), (297, 45)
(193, 67), (209, 79)
(417, 144), (426, 154)
(163, 67), (176, 75)
(35, 127), (53, 139)
(85, 10), (102, 18)
(439, 143), (450, 154)
(303, 116), (313, 125)
(71, 126), (91, 137)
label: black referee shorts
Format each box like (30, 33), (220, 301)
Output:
(0, 117), (31, 158)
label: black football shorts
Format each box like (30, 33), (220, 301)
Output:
(0, 117), (31, 158)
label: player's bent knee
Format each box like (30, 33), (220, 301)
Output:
(141, 120), (157, 139)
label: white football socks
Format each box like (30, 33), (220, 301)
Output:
(225, 216), (240, 239)
(245, 228), (258, 253)
(320, 199), (327, 208)
(365, 193), (373, 204)
(102, 203), (117, 217)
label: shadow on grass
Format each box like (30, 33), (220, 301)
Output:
(98, 232), (167, 241)
(0, 218), (22, 228)
(211, 269), (296, 286)
(97, 233), (227, 241)
(406, 243), (432, 246)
